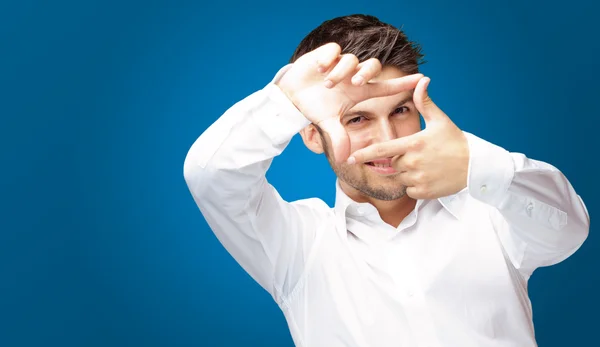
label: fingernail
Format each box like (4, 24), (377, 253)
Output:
(347, 156), (356, 165)
(352, 75), (364, 85)
(318, 66), (325, 73)
(324, 80), (334, 88)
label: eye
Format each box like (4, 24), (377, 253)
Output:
(347, 116), (366, 124)
(393, 106), (409, 114)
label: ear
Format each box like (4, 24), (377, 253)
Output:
(299, 124), (325, 154)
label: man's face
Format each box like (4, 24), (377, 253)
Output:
(320, 66), (422, 201)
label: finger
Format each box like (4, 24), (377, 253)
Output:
(365, 73), (424, 100)
(406, 185), (434, 200)
(317, 117), (351, 164)
(352, 58), (382, 86)
(392, 152), (420, 172)
(396, 171), (415, 187)
(413, 77), (444, 123)
(315, 42), (342, 73)
(347, 136), (416, 164)
(324, 54), (359, 88)
(406, 186), (422, 199)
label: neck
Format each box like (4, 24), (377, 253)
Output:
(340, 181), (417, 228)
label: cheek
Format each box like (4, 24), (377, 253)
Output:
(348, 132), (372, 152)
(395, 117), (422, 137)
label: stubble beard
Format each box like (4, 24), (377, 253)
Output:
(323, 147), (407, 201)
(334, 162), (408, 201)
(317, 129), (407, 201)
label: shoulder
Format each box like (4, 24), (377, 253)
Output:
(290, 197), (334, 218)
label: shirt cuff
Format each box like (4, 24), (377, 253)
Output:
(251, 64), (312, 145)
(465, 132), (515, 207)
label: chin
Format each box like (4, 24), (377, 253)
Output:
(362, 186), (407, 201)
(346, 178), (408, 201)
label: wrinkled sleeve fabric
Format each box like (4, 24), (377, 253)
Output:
(464, 132), (590, 278)
(183, 65), (328, 300)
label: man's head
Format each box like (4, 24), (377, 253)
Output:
(294, 14), (425, 201)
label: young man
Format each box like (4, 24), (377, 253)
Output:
(183, 14), (589, 347)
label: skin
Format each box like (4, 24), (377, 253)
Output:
(277, 43), (470, 227)
(300, 66), (422, 227)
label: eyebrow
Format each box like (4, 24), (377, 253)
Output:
(343, 93), (415, 119)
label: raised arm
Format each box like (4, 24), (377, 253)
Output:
(466, 133), (590, 278)
(347, 77), (590, 278)
(183, 65), (323, 298)
(183, 43), (424, 298)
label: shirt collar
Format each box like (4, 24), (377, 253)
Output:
(333, 179), (464, 237)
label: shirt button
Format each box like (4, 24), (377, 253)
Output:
(480, 184), (488, 193)
(526, 202), (534, 216)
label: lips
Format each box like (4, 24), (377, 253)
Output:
(364, 158), (397, 174)
(365, 158), (393, 167)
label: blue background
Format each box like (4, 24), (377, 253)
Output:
(1, 0), (598, 346)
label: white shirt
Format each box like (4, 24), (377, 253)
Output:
(183, 65), (590, 347)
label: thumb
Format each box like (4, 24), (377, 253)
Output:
(414, 77), (443, 123)
(317, 118), (351, 164)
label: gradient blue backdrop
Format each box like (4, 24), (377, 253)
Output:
(1, 0), (598, 346)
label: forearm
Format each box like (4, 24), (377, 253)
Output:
(465, 132), (590, 273)
(182, 66), (315, 292)
(183, 65), (310, 201)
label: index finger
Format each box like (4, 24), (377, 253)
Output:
(364, 73), (424, 100)
(347, 136), (414, 164)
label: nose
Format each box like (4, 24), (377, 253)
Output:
(375, 118), (397, 143)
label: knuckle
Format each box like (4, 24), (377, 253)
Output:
(409, 139), (423, 150)
(405, 157), (418, 169)
(423, 95), (433, 106)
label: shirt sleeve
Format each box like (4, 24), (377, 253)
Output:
(183, 65), (329, 300)
(464, 132), (590, 278)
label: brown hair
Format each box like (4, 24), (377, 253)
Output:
(290, 14), (426, 74)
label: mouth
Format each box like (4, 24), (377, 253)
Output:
(364, 158), (398, 175)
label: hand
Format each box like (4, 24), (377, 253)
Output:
(347, 77), (470, 199)
(276, 42), (424, 163)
